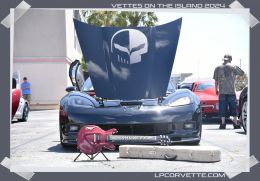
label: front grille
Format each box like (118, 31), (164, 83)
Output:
(97, 123), (173, 135)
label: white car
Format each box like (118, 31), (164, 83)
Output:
(12, 71), (30, 122)
(13, 97), (29, 122)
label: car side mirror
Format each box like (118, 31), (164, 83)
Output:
(66, 86), (77, 92)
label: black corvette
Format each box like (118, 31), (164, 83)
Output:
(59, 18), (202, 147)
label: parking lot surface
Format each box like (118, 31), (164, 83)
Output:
(11, 110), (249, 172)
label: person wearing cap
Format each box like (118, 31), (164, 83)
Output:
(213, 54), (245, 129)
(21, 77), (31, 105)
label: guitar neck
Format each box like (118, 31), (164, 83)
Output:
(107, 135), (161, 144)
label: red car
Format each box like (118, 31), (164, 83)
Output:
(12, 76), (30, 122)
(12, 88), (21, 119)
(178, 79), (240, 118)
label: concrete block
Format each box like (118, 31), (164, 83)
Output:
(119, 145), (221, 162)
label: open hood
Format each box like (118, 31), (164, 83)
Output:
(74, 18), (182, 100)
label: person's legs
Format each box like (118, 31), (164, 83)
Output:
(22, 94), (30, 105)
(221, 117), (225, 125)
(27, 94), (30, 106)
(227, 94), (240, 129)
(219, 95), (228, 129)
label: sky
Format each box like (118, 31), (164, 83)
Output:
(155, 10), (249, 79)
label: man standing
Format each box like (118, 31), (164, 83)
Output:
(213, 54), (245, 129)
(21, 77), (31, 105)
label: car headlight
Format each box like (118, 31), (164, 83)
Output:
(169, 96), (191, 107)
(69, 96), (95, 108)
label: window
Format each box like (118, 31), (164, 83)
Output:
(178, 83), (193, 91)
(12, 78), (17, 89)
(82, 78), (94, 92)
(196, 82), (214, 91)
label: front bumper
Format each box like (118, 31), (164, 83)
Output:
(60, 104), (202, 145)
(13, 99), (25, 119)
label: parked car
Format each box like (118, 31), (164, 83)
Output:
(178, 79), (240, 119)
(239, 86), (248, 133)
(12, 73), (29, 122)
(178, 80), (219, 118)
(59, 19), (203, 147)
(59, 60), (202, 147)
(13, 96), (29, 122)
(12, 86), (20, 119)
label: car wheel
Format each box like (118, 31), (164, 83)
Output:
(59, 125), (72, 148)
(188, 140), (201, 145)
(60, 131), (69, 147)
(18, 103), (29, 122)
(185, 123), (202, 145)
(240, 98), (247, 133)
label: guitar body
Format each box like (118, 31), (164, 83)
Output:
(77, 125), (117, 155)
(77, 125), (171, 156)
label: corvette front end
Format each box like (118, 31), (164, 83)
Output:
(59, 89), (202, 146)
(59, 17), (202, 147)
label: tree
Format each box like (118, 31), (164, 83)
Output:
(81, 10), (158, 27)
(235, 73), (248, 91)
(80, 56), (87, 72)
(79, 11), (158, 72)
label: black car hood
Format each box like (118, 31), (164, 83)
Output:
(74, 18), (182, 100)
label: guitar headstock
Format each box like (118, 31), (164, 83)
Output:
(159, 135), (172, 146)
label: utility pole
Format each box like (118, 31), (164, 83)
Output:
(239, 59), (242, 68)
(197, 59), (200, 81)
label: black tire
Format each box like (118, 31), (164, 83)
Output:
(193, 117), (202, 145)
(59, 127), (67, 147)
(188, 140), (201, 145)
(240, 98), (247, 134)
(179, 139), (200, 145)
(60, 140), (71, 148)
(18, 103), (29, 122)
(59, 125), (73, 148)
(183, 124), (202, 146)
(60, 132), (70, 147)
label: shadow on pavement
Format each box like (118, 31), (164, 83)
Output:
(46, 144), (121, 153)
(202, 118), (233, 125)
(11, 120), (21, 124)
(236, 131), (246, 135)
(11, 120), (27, 124)
(46, 144), (78, 153)
(204, 128), (241, 131)
(73, 157), (136, 162)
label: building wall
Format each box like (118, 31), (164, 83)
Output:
(13, 62), (68, 104)
(13, 9), (81, 105)
(65, 9), (82, 62)
(14, 9), (67, 57)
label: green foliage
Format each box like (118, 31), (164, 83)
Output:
(235, 73), (248, 91)
(80, 57), (87, 72)
(81, 10), (158, 27)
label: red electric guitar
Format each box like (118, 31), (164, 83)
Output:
(74, 125), (172, 161)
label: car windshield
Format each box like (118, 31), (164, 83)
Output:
(12, 78), (17, 89)
(82, 78), (175, 93)
(82, 78), (94, 92)
(167, 80), (175, 93)
(196, 82), (214, 91)
(178, 83), (193, 91)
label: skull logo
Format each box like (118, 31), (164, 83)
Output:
(111, 29), (148, 64)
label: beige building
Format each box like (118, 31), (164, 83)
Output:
(13, 9), (82, 105)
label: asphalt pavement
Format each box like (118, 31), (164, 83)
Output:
(10, 110), (249, 172)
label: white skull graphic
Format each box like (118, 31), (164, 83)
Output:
(111, 29), (148, 64)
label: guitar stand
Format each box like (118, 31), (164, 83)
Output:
(74, 151), (110, 162)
